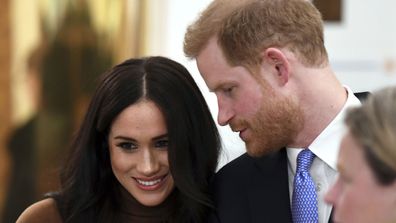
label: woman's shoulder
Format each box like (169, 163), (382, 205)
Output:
(16, 198), (63, 223)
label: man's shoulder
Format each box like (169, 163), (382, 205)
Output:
(210, 149), (292, 222)
(216, 153), (254, 177)
(216, 149), (287, 178)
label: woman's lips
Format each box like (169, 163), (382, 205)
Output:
(133, 174), (168, 191)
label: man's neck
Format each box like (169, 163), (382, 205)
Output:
(289, 67), (347, 148)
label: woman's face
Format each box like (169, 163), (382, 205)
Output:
(108, 100), (175, 206)
(325, 131), (396, 223)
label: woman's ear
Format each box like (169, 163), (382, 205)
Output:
(261, 47), (290, 86)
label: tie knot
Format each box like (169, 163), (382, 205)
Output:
(296, 149), (315, 173)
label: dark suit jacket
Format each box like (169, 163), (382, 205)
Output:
(209, 149), (295, 223)
(209, 92), (370, 223)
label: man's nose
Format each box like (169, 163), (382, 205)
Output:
(217, 97), (234, 126)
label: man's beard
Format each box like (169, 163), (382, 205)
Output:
(233, 93), (304, 157)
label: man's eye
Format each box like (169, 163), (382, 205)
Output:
(155, 139), (169, 149)
(223, 87), (234, 94)
(117, 142), (137, 151)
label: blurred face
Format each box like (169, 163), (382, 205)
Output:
(108, 100), (175, 206)
(325, 131), (396, 223)
(197, 37), (302, 157)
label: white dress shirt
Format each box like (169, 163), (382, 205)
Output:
(287, 86), (362, 223)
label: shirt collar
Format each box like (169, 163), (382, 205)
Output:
(287, 86), (361, 174)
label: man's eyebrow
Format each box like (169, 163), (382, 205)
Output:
(211, 82), (236, 93)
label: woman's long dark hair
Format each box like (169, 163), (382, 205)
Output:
(51, 56), (221, 222)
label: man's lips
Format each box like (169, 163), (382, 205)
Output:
(232, 126), (248, 141)
(238, 128), (248, 141)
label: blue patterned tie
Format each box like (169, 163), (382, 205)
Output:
(292, 149), (318, 223)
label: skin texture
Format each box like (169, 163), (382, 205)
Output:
(197, 37), (303, 156)
(325, 131), (396, 223)
(108, 100), (175, 207)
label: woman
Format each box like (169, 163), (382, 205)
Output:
(17, 56), (221, 222)
(325, 86), (396, 223)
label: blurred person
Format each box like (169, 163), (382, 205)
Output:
(2, 44), (45, 223)
(325, 86), (396, 223)
(184, 0), (368, 222)
(17, 56), (221, 223)
(33, 4), (112, 196)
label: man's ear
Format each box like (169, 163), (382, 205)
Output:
(261, 47), (290, 86)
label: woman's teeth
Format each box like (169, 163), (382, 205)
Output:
(136, 178), (162, 186)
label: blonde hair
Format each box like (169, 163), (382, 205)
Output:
(184, 0), (328, 69)
(346, 87), (396, 185)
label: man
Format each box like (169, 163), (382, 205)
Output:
(184, 0), (365, 222)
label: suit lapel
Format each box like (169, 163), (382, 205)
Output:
(247, 148), (292, 222)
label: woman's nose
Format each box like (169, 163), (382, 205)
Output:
(325, 177), (341, 205)
(136, 149), (160, 176)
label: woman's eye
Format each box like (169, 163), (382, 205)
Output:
(155, 139), (169, 149)
(339, 173), (352, 184)
(117, 142), (137, 151)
